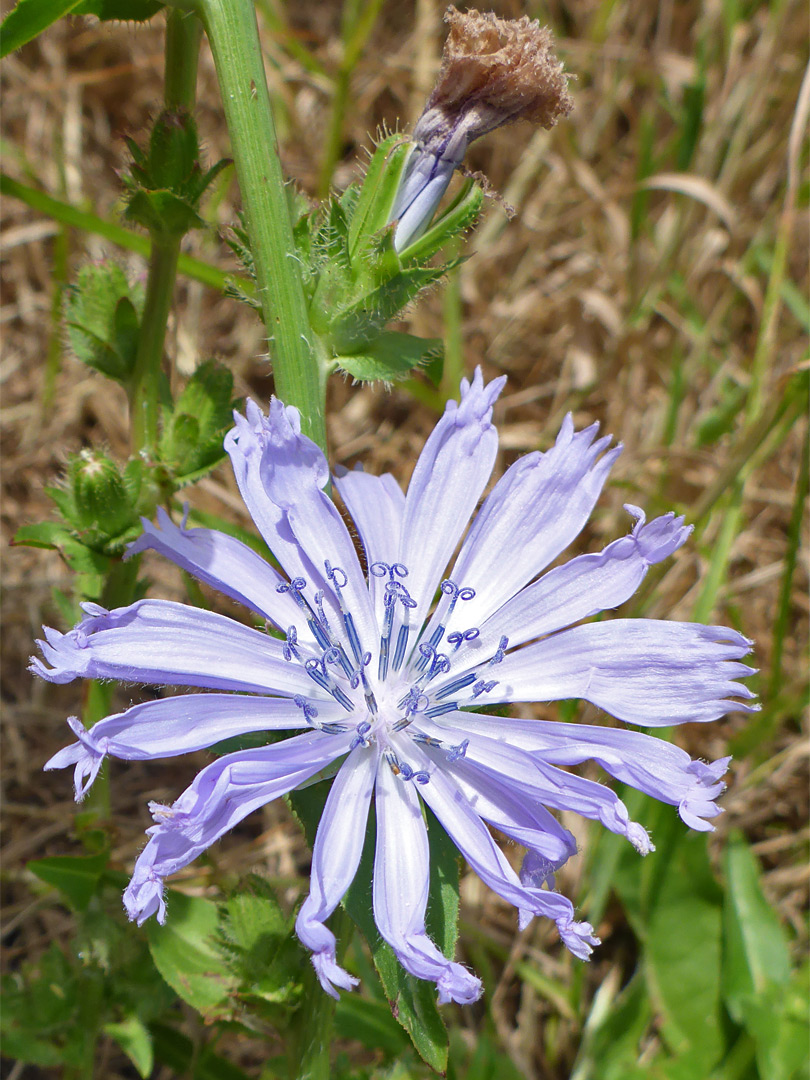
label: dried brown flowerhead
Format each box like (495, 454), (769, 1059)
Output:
(391, 6), (573, 250)
(417, 5), (574, 155)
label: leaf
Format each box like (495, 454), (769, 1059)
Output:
(103, 1016), (153, 1079)
(570, 970), (652, 1080)
(330, 264), (448, 353)
(636, 810), (726, 1070)
(334, 994), (409, 1057)
(145, 891), (237, 1020)
(0, 0), (83, 59)
(28, 851), (109, 911)
(336, 332), (442, 383)
(64, 262), (144, 381)
(722, 831), (792, 1023)
(736, 966), (810, 1080)
(159, 360), (238, 483)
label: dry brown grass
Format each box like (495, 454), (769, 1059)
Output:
(2, 1), (807, 1076)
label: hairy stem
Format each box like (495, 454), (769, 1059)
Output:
(130, 8), (202, 453)
(194, 0), (328, 452)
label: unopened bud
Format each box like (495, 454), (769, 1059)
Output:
(391, 6), (573, 250)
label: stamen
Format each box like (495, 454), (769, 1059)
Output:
(283, 625), (301, 662)
(293, 695), (320, 728)
(435, 672), (477, 699)
(349, 720), (372, 750)
(447, 627), (480, 651)
(392, 624), (411, 671)
(471, 679), (498, 698)
(425, 701), (459, 718)
(416, 579), (476, 668)
(490, 635), (509, 665)
(325, 560), (363, 663)
(446, 739), (469, 763)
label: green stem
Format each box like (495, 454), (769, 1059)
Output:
(165, 8), (203, 108)
(130, 238), (181, 452)
(193, 0), (328, 452)
(0, 173), (242, 294)
(130, 9), (202, 454)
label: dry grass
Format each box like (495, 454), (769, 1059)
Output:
(1, 1), (807, 1076)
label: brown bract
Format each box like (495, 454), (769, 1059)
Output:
(413, 6), (573, 159)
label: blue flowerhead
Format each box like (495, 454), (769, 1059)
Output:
(35, 370), (755, 1004)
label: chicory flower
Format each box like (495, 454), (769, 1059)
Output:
(35, 370), (755, 1004)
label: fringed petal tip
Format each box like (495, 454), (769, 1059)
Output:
(453, 366), (507, 426)
(123, 871), (167, 927)
(624, 504), (693, 564)
(559, 919), (601, 960)
(437, 965), (483, 1005)
(678, 756), (732, 831)
(311, 951), (359, 1000)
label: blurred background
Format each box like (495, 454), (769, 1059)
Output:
(2, 1), (807, 1077)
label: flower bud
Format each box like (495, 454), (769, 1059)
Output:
(69, 450), (137, 541)
(391, 6), (573, 250)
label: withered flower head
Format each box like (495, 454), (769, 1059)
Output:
(391, 6), (573, 250)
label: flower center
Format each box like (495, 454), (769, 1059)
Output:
(278, 560), (508, 775)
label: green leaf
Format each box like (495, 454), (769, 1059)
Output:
(65, 262), (144, 381)
(336, 332), (442, 383)
(722, 831), (792, 1023)
(103, 1016), (153, 1079)
(28, 851), (109, 911)
(124, 188), (204, 236)
(145, 891), (237, 1020)
(637, 812), (726, 1070)
(159, 360), (238, 484)
(334, 994), (409, 1057)
(330, 264), (448, 354)
(219, 881), (301, 1006)
(0, 0), (83, 59)
(737, 965), (810, 1080)
(570, 971), (652, 1080)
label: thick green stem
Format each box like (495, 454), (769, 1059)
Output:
(130, 9), (202, 454)
(194, 0), (328, 452)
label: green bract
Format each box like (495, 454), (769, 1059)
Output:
(65, 264), (144, 383)
(230, 134), (484, 385)
(123, 109), (230, 241)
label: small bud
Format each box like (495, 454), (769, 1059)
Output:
(391, 6), (573, 250)
(69, 450), (138, 540)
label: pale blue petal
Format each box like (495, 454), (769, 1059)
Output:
(469, 620), (757, 725)
(124, 730), (352, 925)
(473, 506), (692, 652)
(127, 508), (307, 633)
(428, 415), (620, 639)
(411, 742), (599, 959)
(31, 599), (325, 698)
(392, 147), (457, 252)
(415, 716), (652, 854)
(430, 710), (730, 832)
(295, 748), (377, 997)
(334, 467), (404, 611)
(399, 368), (506, 634)
(44, 694), (341, 801)
(373, 749), (482, 1004)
